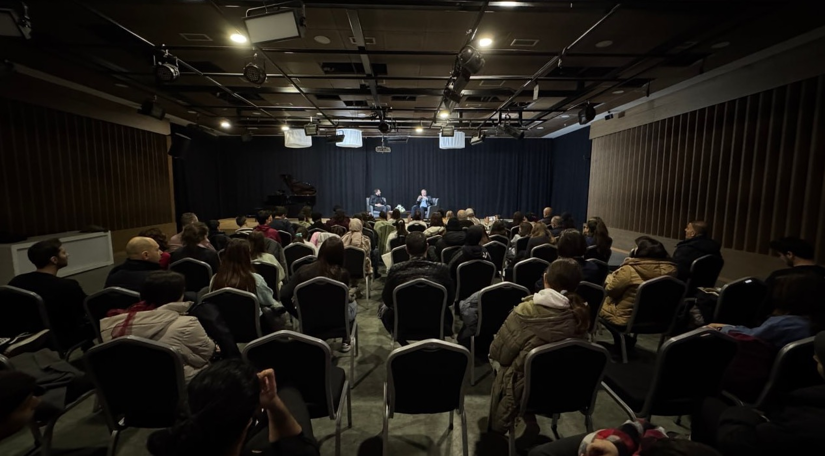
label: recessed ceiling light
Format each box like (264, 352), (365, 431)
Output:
(478, 37), (493, 47)
(711, 41), (730, 49)
(439, 110), (450, 119)
(225, 4), (240, 7)
(612, 90), (625, 94)
(114, 83), (128, 88)
(415, 126), (424, 133)
(187, 110), (196, 114)
(220, 120), (231, 129)
(493, 1), (521, 6)
(316, 112), (322, 116)
(595, 40), (613, 48)
(560, 114), (570, 118)
(230, 33), (247, 44)
(314, 35), (331, 44)
(281, 125), (290, 131)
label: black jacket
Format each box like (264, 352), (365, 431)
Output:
(105, 259), (162, 292)
(672, 235), (722, 281)
(170, 246), (220, 275)
(448, 246), (491, 281)
(269, 218), (295, 237)
(381, 256), (455, 307)
(433, 230), (466, 261)
(8, 272), (89, 348)
(279, 262), (350, 315)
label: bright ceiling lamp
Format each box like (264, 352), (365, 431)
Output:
(438, 110), (450, 119)
(230, 33), (247, 43)
(281, 125), (290, 131)
(491, 1), (521, 7)
(220, 119), (231, 129)
(244, 7), (306, 44)
(478, 37), (493, 47)
(415, 126), (424, 133)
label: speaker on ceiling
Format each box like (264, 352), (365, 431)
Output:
(168, 132), (191, 159)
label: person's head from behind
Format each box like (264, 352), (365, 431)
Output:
(141, 271), (186, 306)
(247, 231), (267, 258)
(207, 220), (221, 233)
(412, 212), (422, 221)
(518, 221), (532, 237)
(445, 210), (454, 219)
(466, 208), (476, 218)
(139, 227), (169, 251)
(685, 220), (709, 240)
(512, 211), (524, 225)
(294, 226), (309, 243)
(332, 209), (346, 222)
(214, 239), (255, 292)
(349, 218), (363, 233)
(560, 212), (576, 229)
(318, 237), (345, 269)
(0, 371), (43, 442)
(396, 220), (408, 236)
(557, 229), (587, 258)
(543, 258), (589, 333)
(256, 210), (272, 226)
(27, 238), (67, 271)
(490, 221), (507, 236)
(771, 272), (825, 332)
(457, 209), (467, 220)
(126, 236), (161, 263)
(770, 236), (816, 267)
(379, 211), (387, 220)
(180, 212), (198, 228)
(632, 236), (668, 259)
(543, 207), (552, 218)
(405, 232), (427, 257)
(147, 359), (260, 456)
(311, 211), (323, 223)
(181, 222), (208, 249)
(465, 225), (485, 246)
(550, 215), (562, 228)
(274, 206), (286, 218)
(391, 209), (401, 220)
(430, 212), (444, 227)
(531, 222), (549, 238)
(235, 215), (247, 229)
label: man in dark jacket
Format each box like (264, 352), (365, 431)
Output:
(268, 206), (295, 237)
(105, 237), (162, 292)
(379, 232), (455, 344)
(672, 220), (722, 281)
(431, 218), (466, 261)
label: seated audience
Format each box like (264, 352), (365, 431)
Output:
(147, 360), (318, 456)
(423, 212), (446, 237)
(448, 225), (491, 281)
(509, 221), (533, 259)
(139, 227), (172, 269)
(209, 239), (282, 314)
(672, 220), (721, 281)
(169, 212), (214, 253)
(526, 222), (552, 254)
(378, 232), (455, 344)
(407, 212), (427, 230)
(488, 258), (590, 437)
(432, 218), (467, 261)
(207, 220), (229, 252)
(248, 232), (286, 285)
(292, 226), (318, 254)
(385, 220), (409, 252)
(444, 210), (455, 221)
(457, 209), (474, 228)
(548, 215), (564, 238)
(508, 211), (525, 230)
(279, 237), (356, 352)
(761, 237), (825, 317)
(295, 207), (312, 229)
(268, 206), (295, 237)
(308, 211), (326, 231)
(390, 208), (402, 225)
(105, 236), (162, 292)
(341, 218), (372, 275)
(233, 215), (254, 237)
(253, 210), (282, 243)
(466, 208), (482, 226)
(560, 212), (576, 230)
(489, 221), (508, 238)
(170, 222), (221, 274)
(8, 239), (90, 350)
(99, 271), (215, 382)
(557, 229), (602, 285)
(324, 209), (350, 232)
(582, 217), (613, 262)
(540, 207), (553, 225)
(0, 371), (43, 443)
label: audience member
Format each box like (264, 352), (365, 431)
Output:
(457, 209), (474, 228)
(292, 226), (318, 254)
(99, 271), (215, 382)
(139, 227), (172, 269)
(169, 212), (214, 253)
(557, 229), (602, 285)
(489, 221), (508, 238)
(253, 210), (283, 244)
(309, 212), (326, 231)
(560, 212), (576, 230)
(341, 218), (372, 275)
(466, 208), (482, 226)
(207, 220), (229, 252)
(540, 207), (553, 225)
(248, 231), (286, 285)
(448, 225), (491, 280)
(488, 259), (590, 439)
(525, 222), (552, 256)
(385, 220), (408, 252)
(325, 209), (350, 231)
(390, 208), (402, 225)
(407, 212), (427, 230)
(374, 211), (394, 254)
(582, 217), (613, 262)
(423, 212), (446, 237)
(444, 210), (455, 221)
(8, 239), (90, 350)
(234, 215), (254, 237)
(432, 218), (467, 261)
(209, 239), (282, 315)
(0, 371), (43, 442)
(509, 221), (533, 259)
(105, 236), (162, 292)
(672, 221), (721, 281)
(378, 232), (455, 344)
(548, 216), (564, 237)
(170, 222), (221, 274)
(761, 237), (825, 317)
(525, 211), (538, 222)
(295, 208), (312, 229)
(508, 211), (525, 230)
(147, 360), (318, 456)
(268, 206), (295, 237)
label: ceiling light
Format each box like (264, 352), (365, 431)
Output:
(316, 112), (322, 116)
(439, 110), (450, 119)
(478, 37), (493, 47)
(244, 9), (305, 44)
(498, 123), (524, 140)
(225, 5), (240, 7)
(415, 126), (424, 133)
(537, 126), (544, 130)
(154, 61), (180, 83)
(493, 1), (521, 6)
(252, 111), (261, 115)
(458, 45), (485, 75)
(378, 121), (391, 134)
(304, 123), (318, 135)
(281, 125), (290, 131)
(441, 125), (455, 137)
(560, 114), (570, 119)
(230, 33), (247, 44)
(243, 61), (267, 85)
(187, 110), (196, 114)
(470, 132), (486, 146)
(711, 41), (730, 49)
(220, 120), (231, 129)
(595, 40), (613, 48)
(612, 90), (624, 94)
(314, 35), (331, 44)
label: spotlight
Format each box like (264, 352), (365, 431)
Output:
(470, 132), (486, 146)
(244, 8), (306, 44)
(220, 119), (231, 129)
(281, 125), (290, 131)
(458, 45), (485, 75)
(578, 102), (596, 125)
(0, 6), (31, 39)
(415, 126), (424, 133)
(441, 125), (455, 137)
(304, 123), (318, 135)
(138, 99), (165, 120)
(499, 123), (524, 140)
(438, 110), (450, 119)
(154, 62), (180, 83)
(378, 121), (391, 134)
(478, 37), (493, 47)
(243, 62), (267, 85)
(230, 33), (248, 44)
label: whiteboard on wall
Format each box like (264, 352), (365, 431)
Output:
(0, 231), (114, 283)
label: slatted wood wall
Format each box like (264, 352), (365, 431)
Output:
(0, 97), (173, 236)
(588, 74), (825, 262)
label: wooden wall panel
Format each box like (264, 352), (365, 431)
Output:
(589, 74), (825, 263)
(0, 97), (173, 236)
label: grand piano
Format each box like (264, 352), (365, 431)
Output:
(264, 174), (317, 216)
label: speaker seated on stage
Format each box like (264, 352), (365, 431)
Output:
(368, 188), (387, 217)
(412, 189), (438, 218)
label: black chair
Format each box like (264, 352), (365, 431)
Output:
(515, 236), (530, 255)
(602, 328), (738, 420)
(291, 255), (317, 275)
(84, 336), (187, 456)
(284, 243), (315, 278)
(456, 260), (496, 304)
(507, 340), (610, 455)
(389, 235), (406, 250)
(384, 339), (470, 456)
(686, 254), (724, 292)
(512, 258), (550, 293)
(576, 282), (606, 339)
(714, 277), (767, 326)
(294, 277), (358, 383)
(600, 276), (687, 363)
(427, 235), (442, 247)
(483, 241), (507, 276)
(531, 244), (558, 263)
(584, 244), (611, 262)
(509, 226), (519, 239)
(277, 230), (293, 245)
(490, 234), (509, 246)
(252, 261), (281, 297)
(84, 287), (141, 342)
(199, 288), (262, 344)
(0, 285), (72, 358)
(308, 228), (326, 236)
(586, 258), (609, 285)
(470, 282), (530, 385)
(407, 224), (425, 232)
(363, 227), (377, 249)
(391, 245), (410, 265)
(343, 246), (371, 300)
(441, 245), (461, 264)
(170, 258), (213, 293)
(243, 331), (351, 456)
(392, 278), (449, 346)
(752, 337), (820, 409)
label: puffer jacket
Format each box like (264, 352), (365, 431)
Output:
(488, 288), (586, 432)
(381, 257), (455, 306)
(433, 230), (466, 260)
(99, 302), (216, 382)
(599, 257), (678, 326)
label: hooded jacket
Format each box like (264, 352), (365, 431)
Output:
(672, 235), (722, 281)
(599, 257), (678, 326)
(488, 288), (586, 432)
(341, 219), (372, 274)
(433, 219), (467, 260)
(448, 226), (491, 280)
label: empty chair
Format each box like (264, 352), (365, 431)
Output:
(391, 245), (410, 265)
(277, 230), (293, 245)
(84, 336), (187, 456)
(585, 259), (609, 285)
(470, 282), (530, 385)
(602, 328), (738, 420)
(686, 254), (725, 292)
(576, 282), (606, 338)
(753, 337), (820, 409)
(531, 244), (558, 263)
(714, 277), (767, 326)
(427, 235), (442, 247)
(506, 340), (610, 456)
(392, 278), (450, 346)
(199, 288), (262, 344)
(490, 234), (510, 246)
(512, 258), (550, 293)
(343, 246), (371, 299)
(243, 331), (351, 456)
(252, 261), (280, 297)
(456, 260), (496, 305)
(84, 287), (141, 342)
(284, 243), (315, 278)
(441, 245), (462, 264)
(515, 236), (530, 255)
(484, 241), (507, 276)
(0, 285), (69, 358)
(170, 258), (213, 293)
(363, 227), (377, 249)
(600, 276), (687, 363)
(384, 340), (470, 456)
(291, 255), (317, 275)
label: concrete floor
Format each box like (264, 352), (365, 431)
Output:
(0, 260), (685, 456)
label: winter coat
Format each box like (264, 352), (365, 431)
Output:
(672, 235), (722, 281)
(599, 257), (678, 326)
(488, 288), (586, 432)
(104, 259), (162, 293)
(341, 219), (372, 274)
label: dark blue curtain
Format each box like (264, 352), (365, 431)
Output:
(551, 127), (592, 226)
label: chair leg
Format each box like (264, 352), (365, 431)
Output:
(40, 419), (58, 456)
(29, 423), (43, 448)
(470, 336), (476, 386)
(347, 384), (353, 429)
(551, 413), (560, 440)
(508, 423), (516, 456)
(366, 276), (371, 300)
(449, 410), (454, 430)
(335, 404), (342, 456)
(585, 413), (594, 433)
(383, 385), (390, 456)
(107, 429), (121, 456)
(461, 409), (469, 456)
(620, 334), (628, 364)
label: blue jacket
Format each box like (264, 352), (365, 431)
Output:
(721, 315), (812, 348)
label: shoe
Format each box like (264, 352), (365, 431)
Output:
(340, 339), (353, 353)
(3, 329), (52, 357)
(513, 417), (540, 449)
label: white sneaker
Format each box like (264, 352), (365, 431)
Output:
(340, 339), (353, 353)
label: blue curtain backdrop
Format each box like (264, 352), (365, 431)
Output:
(551, 127), (592, 226)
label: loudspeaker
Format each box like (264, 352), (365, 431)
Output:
(578, 104), (596, 125)
(138, 100), (165, 120)
(168, 132), (191, 158)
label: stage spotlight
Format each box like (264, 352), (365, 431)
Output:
(438, 110), (450, 119)
(457, 45), (485, 75)
(499, 123), (524, 140)
(244, 8), (306, 44)
(378, 121), (391, 134)
(243, 62), (267, 85)
(220, 119), (231, 129)
(303, 123), (318, 135)
(441, 125), (455, 137)
(230, 33), (247, 44)
(154, 61), (180, 83)
(0, 5), (31, 39)
(578, 102), (596, 125)
(138, 99), (165, 120)
(470, 132), (486, 146)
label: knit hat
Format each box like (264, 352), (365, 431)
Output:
(446, 218), (462, 231)
(0, 371), (44, 417)
(815, 331), (825, 365)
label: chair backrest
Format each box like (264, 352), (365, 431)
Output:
(170, 258), (213, 292)
(390, 235), (406, 250)
(456, 260), (496, 302)
(200, 288), (261, 343)
(687, 254), (724, 290)
(427, 235), (442, 247)
(291, 255), (317, 275)
(278, 230), (293, 245)
(531, 244), (558, 263)
(509, 226), (519, 239)
(441, 245), (461, 264)
(754, 337), (820, 409)
(84, 336), (186, 430)
(626, 276), (686, 335)
(483, 241), (507, 272)
(387, 339), (469, 415)
(576, 282), (606, 334)
(521, 340), (609, 416)
(284, 243), (315, 274)
(84, 287), (141, 339)
(308, 228), (325, 236)
(366, 197), (372, 213)
(513, 258), (550, 293)
(515, 236), (530, 254)
(0, 285), (52, 339)
(252, 261), (280, 296)
(476, 282), (530, 337)
(243, 331), (337, 419)
(343, 246), (367, 279)
(393, 279), (448, 342)
(407, 224), (425, 232)
(294, 277), (351, 340)
(714, 277), (767, 326)
(363, 227), (377, 247)
(642, 328), (738, 417)
(586, 259), (609, 285)
(391, 245), (411, 265)
(584, 244), (611, 262)
(490, 234), (509, 246)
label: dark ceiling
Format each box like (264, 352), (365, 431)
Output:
(2, 0), (824, 138)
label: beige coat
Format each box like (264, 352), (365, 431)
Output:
(599, 258), (678, 326)
(99, 302), (215, 382)
(342, 219), (372, 274)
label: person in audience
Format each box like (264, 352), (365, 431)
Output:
(385, 220), (409, 252)
(560, 212), (577, 230)
(423, 212), (446, 237)
(170, 222), (221, 274)
(407, 212), (427, 230)
(324, 209), (350, 232)
(268, 206), (295, 237)
(105, 236), (162, 292)
(413, 189), (433, 218)
(253, 210), (283, 243)
(557, 229), (602, 285)
(295, 207), (312, 229)
(8, 239), (90, 350)
(599, 236), (677, 354)
(248, 231), (286, 285)
(378, 232), (455, 344)
(526, 222), (552, 254)
(466, 208), (482, 226)
(369, 188), (387, 214)
(147, 360), (318, 456)
(548, 216), (564, 238)
(582, 217), (613, 262)
(309, 211), (326, 231)
(444, 210), (455, 221)
(139, 227), (172, 269)
(525, 211), (538, 223)
(373, 211), (394, 254)
(488, 258), (590, 440)
(207, 220), (229, 252)
(279, 237), (356, 352)
(457, 209), (474, 228)
(209, 239), (282, 314)
(508, 211), (525, 231)
(169, 212), (214, 253)
(341, 218), (372, 275)
(234, 215), (254, 237)
(99, 271), (215, 382)
(433, 218), (467, 261)
(540, 207), (553, 225)
(448, 225), (491, 281)
(690, 330), (825, 456)
(672, 220), (721, 281)
(489, 221), (508, 238)
(765, 237), (825, 289)
(292, 226), (318, 254)
(390, 208), (402, 226)
(507, 221), (533, 261)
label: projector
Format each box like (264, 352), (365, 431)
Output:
(375, 145), (391, 153)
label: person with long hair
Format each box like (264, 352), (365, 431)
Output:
(99, 271), (216, 382)
(209, 239), (281, 312)
(341, 218), (372, 275)
(489, 258), (590, 440)
(385, 219), (409, 252)
(247, 231), (286, 286)
(292, 226), (318, 254)
(507, 221), (534, 261)
(583, 217), (613, 262)
(447, 225), (492, 281)
(170, 222), (220, 274)
(424, 211), (446, 237)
